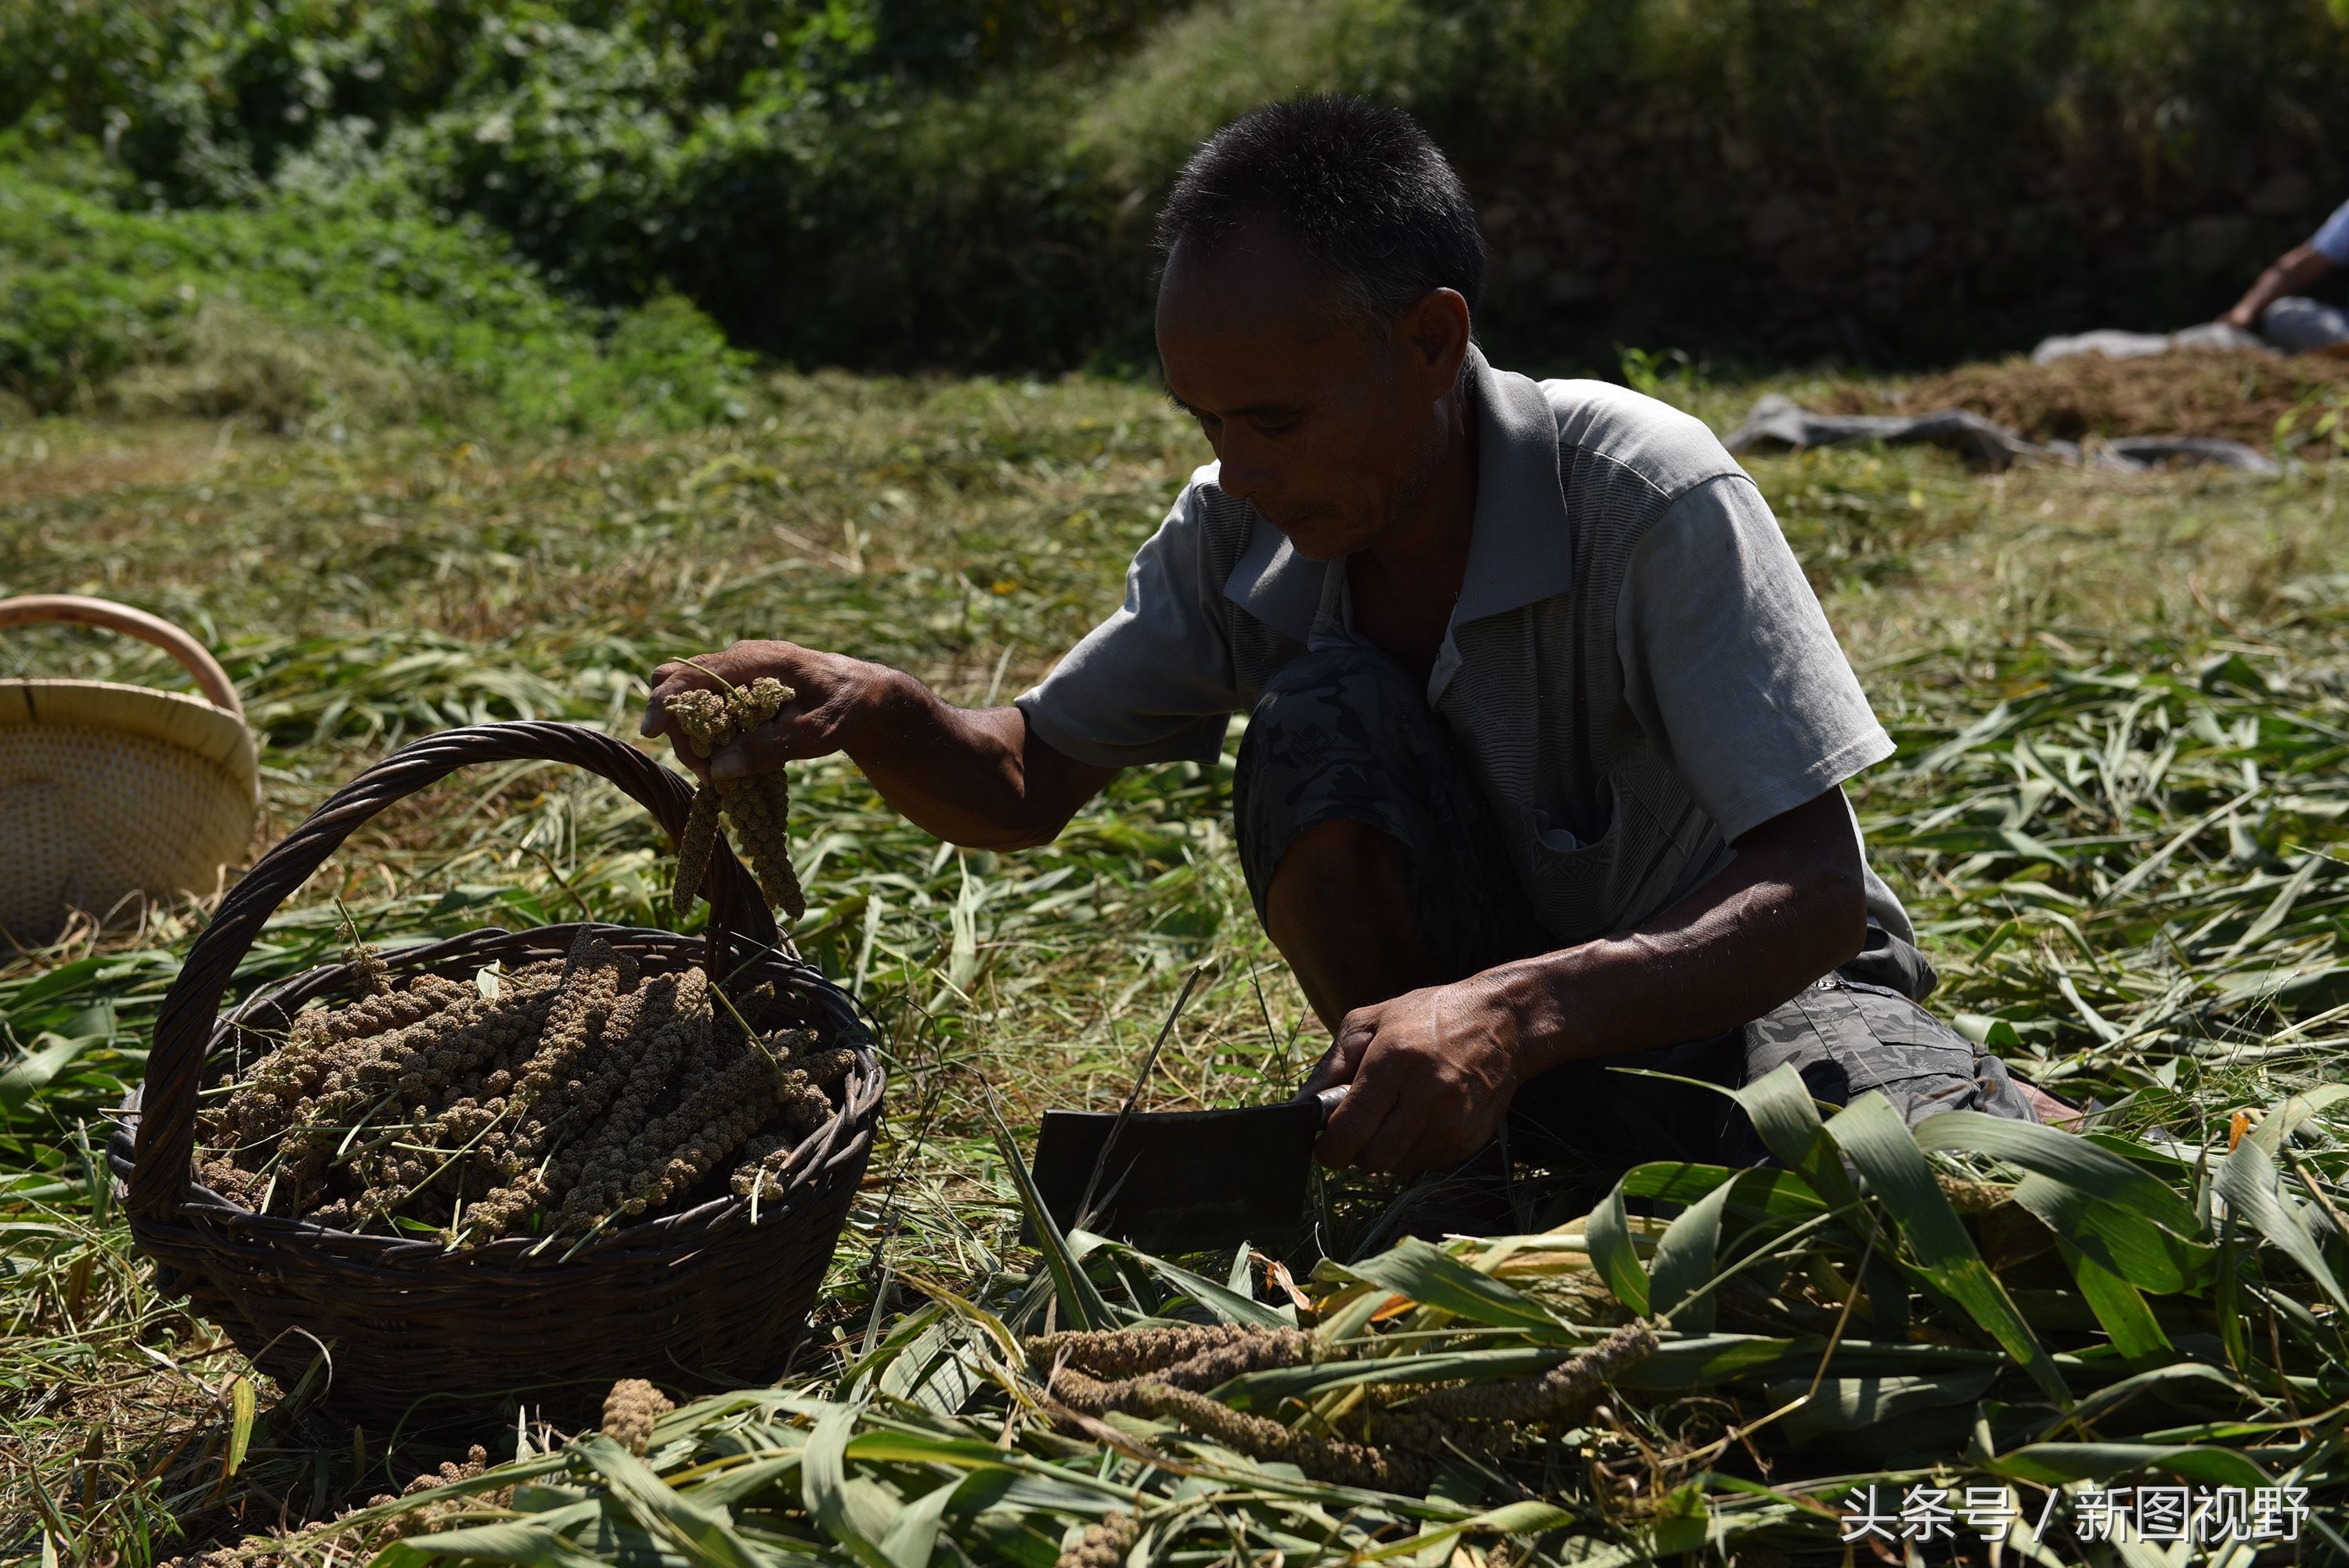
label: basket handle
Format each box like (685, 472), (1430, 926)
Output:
(0, 595), (244, 720)
(128, 720), (779, 1217)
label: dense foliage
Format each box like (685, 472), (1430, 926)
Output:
(9, 0), (2349, 384)
(0, 150), (747, 429)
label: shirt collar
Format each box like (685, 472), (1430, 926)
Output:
(1455, 345), (1575, 625)
(1222, 505), (1324, 645)
(1217, 345), (1571, 644)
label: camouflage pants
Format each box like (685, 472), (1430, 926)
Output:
(1233, 636), (2044, 1170)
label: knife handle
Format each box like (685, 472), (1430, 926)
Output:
(1312, 1083), (1350, 1126)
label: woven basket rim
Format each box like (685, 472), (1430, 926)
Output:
(108, 921), (882, 1273)
(0, 677), (258, 796)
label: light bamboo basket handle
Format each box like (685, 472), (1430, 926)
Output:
(0, 595), (244, 720)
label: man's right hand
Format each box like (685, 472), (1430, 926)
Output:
(638, 640), (1119, 851)
(641, 640), (898, 782)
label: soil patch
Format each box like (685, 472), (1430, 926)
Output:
(1820, 348), (2349, 449)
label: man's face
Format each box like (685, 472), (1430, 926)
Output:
(1156, 218), (1455, 561)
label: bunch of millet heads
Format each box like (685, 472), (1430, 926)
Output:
(195, 927), (855, 1244)
(666, 674), (806, 925)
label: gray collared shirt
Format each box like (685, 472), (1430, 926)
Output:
(1016, 348), (1909, 942)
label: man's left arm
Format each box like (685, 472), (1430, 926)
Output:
(1311, 785), (1864, 1172)
(1314, 469), (1885, 1173)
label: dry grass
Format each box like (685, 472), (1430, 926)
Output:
(1816, 345), (2349, 449)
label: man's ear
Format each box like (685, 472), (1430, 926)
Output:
(1397, 287), (1472, 397)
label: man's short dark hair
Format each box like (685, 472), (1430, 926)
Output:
(1156, 96), (1485, 329)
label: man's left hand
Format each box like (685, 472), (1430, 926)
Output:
(1308, 979), (1523, 1173)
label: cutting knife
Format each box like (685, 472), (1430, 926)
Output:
(1027, 1084), (1349, 1255)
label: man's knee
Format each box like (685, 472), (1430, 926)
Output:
(1265, 818), (1405, 927)
(1232, 643), (1449, 922)
(1240, 643), (1429, 772)
(1263, 816), (1445, 1022)
(2261, 296), (2349, 353)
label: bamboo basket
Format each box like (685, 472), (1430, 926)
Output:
(0, 595), (259, 945)
(108, 722), (883, 1431)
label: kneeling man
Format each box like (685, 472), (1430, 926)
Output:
(646, 98), (2057, 1179)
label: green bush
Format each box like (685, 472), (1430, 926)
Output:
(0, 159), (747, 430)
(1078, 0), (2349, 362)
(9, 0), (2349, 377)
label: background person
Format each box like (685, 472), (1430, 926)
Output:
(644, 97), (2061, 1188)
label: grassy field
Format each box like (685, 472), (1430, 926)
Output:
(9, 365), (2349, 1565)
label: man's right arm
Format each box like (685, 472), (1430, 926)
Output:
(2224, 241), (2337, 329)
(641, 641), (1118, 851)
(648, 474), (1241, 851)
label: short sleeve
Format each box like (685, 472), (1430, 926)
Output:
(2312, 198), (2349, 265)
(1616, 474), (1893, 842)
(1015, 483), (1242, 769)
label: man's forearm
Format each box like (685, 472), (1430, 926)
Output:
(2228, 245), (2335, 326)
(839, 671), (1099, 850)
(1480, 816), (1867, 1079)
(1304, 791), (1871, 1173)
(649, 641), (1113, 852)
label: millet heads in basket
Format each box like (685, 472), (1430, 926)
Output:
(193, 928), (844, 1245)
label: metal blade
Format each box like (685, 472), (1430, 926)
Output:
(1030, 1098), (1322, 1255)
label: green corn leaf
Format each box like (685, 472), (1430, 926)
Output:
(1731, 1060), (1856, 1206)
(1763, 1367), (1997, 1444)
(880, 1476), (967, 1568)
(2246, 1084), (2349, 1156)
(878, 1317), (986, 1418)
(366, 1503), (608, 1567)
(7, 955), (110, 1015)
(2005, 1173), (2213, 1294)
(224, 1375), (255, 1479)
(0, 1033), (98, 1114)
(2055, 1238), (2172, 1362)
(1989, 1441), (2273, 1491)
(577, 1434), (770, 1568)
(800, 1406), (893, 1568)
(994, 1127), (1117, 1332)
(1342, 1237), (1568, 1332)
(2214, 1214), (2253, 1375)
(1824, 1094), (2070, 1404)
(1216, 1346), (1589, 1409)
(2217, 1139), (2349, 1310)
(1586, 1179), (1651, 1315)
(1914, 1110), (2201, 1236)
(899, 1275), (1028, 1373)
(1616, 1333), (2015, 1390)
(2019, 1362), (2253, 1445)
(842, 1300), (947, 1395)
(693, 1452), (806, 1511)
(1863, 1249), (1912, 1343)
(1647, 1174), (1737, 1334)
(1621, 1162), (1827, 1218)
(1081, 1235), (1293, 1328)
(1312, 1281), (1401, 1350)
(1354, 1501), (1575, 1563)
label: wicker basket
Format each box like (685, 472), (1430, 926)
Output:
(0, 594), (259, 946)
(109, 721), (883, 1432)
